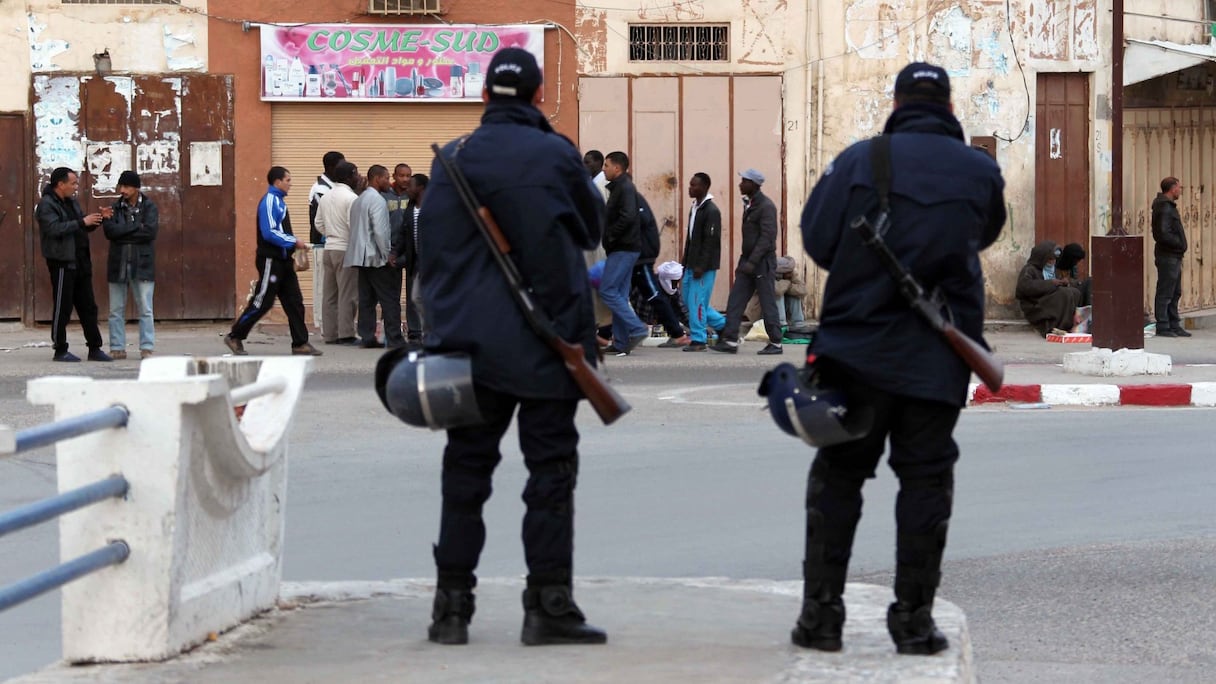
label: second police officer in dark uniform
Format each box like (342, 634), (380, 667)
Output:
(418, 48), (608, 646)
(796, 63), (1006, 654)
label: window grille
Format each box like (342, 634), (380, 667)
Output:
(628, 24), (729, 62)
(367, 0), (440, 15)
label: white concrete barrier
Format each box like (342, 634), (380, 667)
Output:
(24, 356), (312, 664)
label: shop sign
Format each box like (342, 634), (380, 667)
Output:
(259, 24), (543, 102)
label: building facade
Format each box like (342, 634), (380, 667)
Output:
(2, 0), (1214, 324)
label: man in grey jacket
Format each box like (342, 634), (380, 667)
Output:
(345, 164), (405, 348)
(711, 168), (784, 355)
(1151, 176), (1191, 337)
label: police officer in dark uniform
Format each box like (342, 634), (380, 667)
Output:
(419, 47), (606, 646)
(795, 63), (1005, 654)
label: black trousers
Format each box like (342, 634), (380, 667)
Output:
(47, 261), (103, 354)
(721, 258), (782, 344)
(404, 269), (422, 341)
(631, 262), (686, 338)
(230, 256), (310, 347)
(434, 386), (581, 589)
(806, 360), (960, 572)
(1153, 256), (1183, 328)
(356, 265), (405, 346)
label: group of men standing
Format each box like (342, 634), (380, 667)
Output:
(35, 167), (158, 362)
(223, 151), (429, 356)
(580, 150), (786, 356)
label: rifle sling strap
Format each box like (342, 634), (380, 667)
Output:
(870, 134), (892, 214)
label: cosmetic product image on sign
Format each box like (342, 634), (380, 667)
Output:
(258, 24), (544, 102)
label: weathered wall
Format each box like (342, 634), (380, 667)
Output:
(14, 0), (208, 112)
(209, 0), (579, 309)
(576, 0), (812, 271)
(1125, 0), (1210, 44)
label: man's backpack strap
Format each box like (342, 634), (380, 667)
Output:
(869, 134), (892, 214)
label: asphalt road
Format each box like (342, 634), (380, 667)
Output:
(1, 359), (1214, 681)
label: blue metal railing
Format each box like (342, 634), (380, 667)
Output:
(0, 405), (132, 613)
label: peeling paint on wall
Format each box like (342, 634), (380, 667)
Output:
(928, 5), (973, 76)
(33, 75), (82, 174)
(136, 140), (179, 175)
(969, 80), (1002, 119)
(1073, 0), (1098, 62)
(738, 0), (785, 65)
(164, 25), (204, 71)
(1027, 0), (1067, 60)
(845, 0), (908, 60)
(28, 14), (69, 72)
(575, 9), (608, 74)
(637, 0), (705, 22)
(86, 143), (133, 193)
(975, 30), (1009, 75)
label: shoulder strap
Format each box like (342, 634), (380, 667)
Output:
(869, 134), (892, 213)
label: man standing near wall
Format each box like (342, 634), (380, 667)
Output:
(346, 164), (405, 349)
(393, 173), (427, 345)
(583, 149), (610, 202)
(1151, 176), (1191, 337)
(102, 170), (159, 359)
(36, 167), (111, 362)
(681, 172), (726, 352)
(315, 161), (360, 345)
(601, 151), (649, 355)
(309, 151), (345, 330)
(226, 166), (322, 357)
(711, 168), (783, 355)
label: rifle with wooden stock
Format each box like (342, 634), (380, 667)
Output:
(850, 213), (1005, 393)
(431, 142), (631, 425)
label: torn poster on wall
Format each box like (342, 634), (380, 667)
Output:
(189, 141), (222, 186)
(86, 142), (133, 194)
(136, 140), (179, 175)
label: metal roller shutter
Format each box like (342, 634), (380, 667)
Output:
(271, 103), (483, 313)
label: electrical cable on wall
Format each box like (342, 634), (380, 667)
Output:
(994, 0), (1031, 143)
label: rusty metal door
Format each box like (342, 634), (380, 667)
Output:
(32, 74), (235, 322)
(1124, 107), (1215, 313)
(0, 115), (27, 320)
(1035, 73), (1091, 266)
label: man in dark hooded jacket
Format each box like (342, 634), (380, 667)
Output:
(797, 62), (1005, 656)
(416, 48), (607, 647)
(1151, 177), (1191, 337)
(1016, 240), (1081, 336)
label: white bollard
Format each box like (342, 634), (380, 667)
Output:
(24, 356), (312, 664)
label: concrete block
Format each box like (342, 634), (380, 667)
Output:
(24, 356), (312, 664)
(1191, 382), (1216, 407)
(1063, 348), (1171, 377)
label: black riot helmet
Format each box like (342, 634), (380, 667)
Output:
(757, 362), (873, 448)
(375, 347), (484, 430)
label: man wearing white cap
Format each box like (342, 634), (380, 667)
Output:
(710, 168), (784, 355)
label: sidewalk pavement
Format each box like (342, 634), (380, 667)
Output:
(11, 579), (973, 684)
(2, 321), (1215, 409)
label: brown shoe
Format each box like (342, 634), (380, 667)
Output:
(224, 334), (247, 356)
(140, 349), (153, 359)
(292, 342), (323, 356)
(110, 350), (128, 360)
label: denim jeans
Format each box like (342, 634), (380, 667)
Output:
(682, 271), (726, 343)
(599, 251), (647, 346)
(109, 279), (155, 351)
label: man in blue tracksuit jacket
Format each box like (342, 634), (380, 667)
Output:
(791, 63), (1005, 656)
(225, 166), (321, 356)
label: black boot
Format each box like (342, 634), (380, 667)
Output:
(791, 468), (861, 651)
(887, 522), (949, 655)
(520, 585), (607, 645)
(428, 587), (476, 645)
(790, 562), (846, 651)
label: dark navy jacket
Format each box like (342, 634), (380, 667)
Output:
(421, 101), (604, 400)
(801, 104), (1006, 406)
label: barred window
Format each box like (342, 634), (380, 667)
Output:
(628, 24), (729, 62)
(368, 0), (440, 13)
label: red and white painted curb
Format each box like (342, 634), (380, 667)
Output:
(968, 382), (1216, 407)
